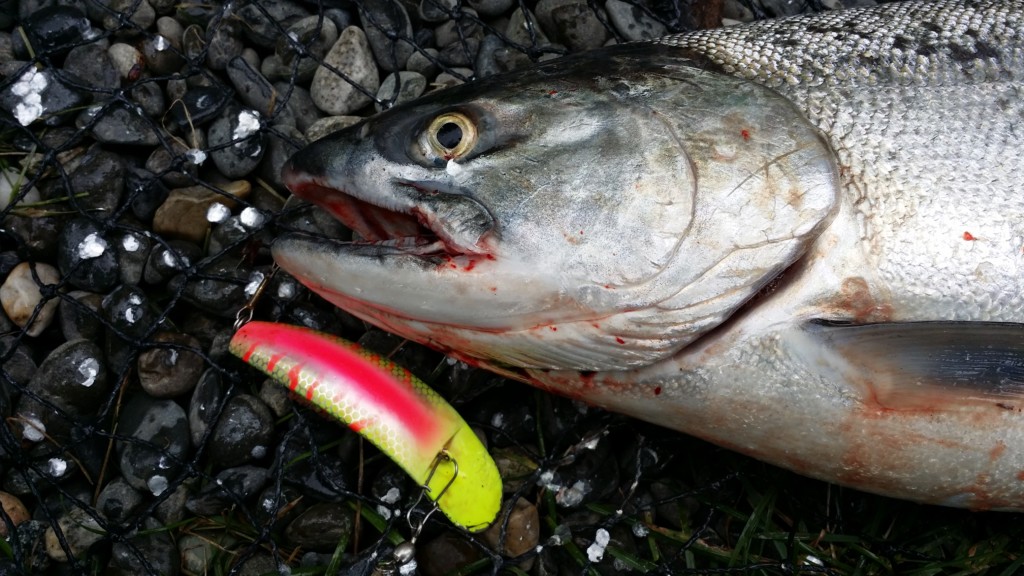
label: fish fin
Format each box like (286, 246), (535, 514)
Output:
(804, 321), (1024, 411)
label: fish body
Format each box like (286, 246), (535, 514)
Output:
(276, 0), (1024, 509)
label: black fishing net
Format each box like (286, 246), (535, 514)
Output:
(0, 0), (1021, 574)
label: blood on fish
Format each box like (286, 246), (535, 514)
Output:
(654, 386), (662, 396)
(550, 326), (558, 331)
(615, 337), (625, 344)
(963, 231), (977, 241)
(741, 129), (751, 141)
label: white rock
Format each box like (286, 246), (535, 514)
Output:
(0, 262), (61, 337)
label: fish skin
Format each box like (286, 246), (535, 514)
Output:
(276, 0), (1024, 510)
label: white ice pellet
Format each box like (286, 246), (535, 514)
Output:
(233, 110), (261, 141)
(78, 358), (99, 387)
(122, 234), (141, 252)
(240, 206), (265, 228)
(48, 458), (67, 477)
(245, 271), (265, 297)
(77, 232), (107, 259)
(11, 68), (47, 126)
(381, 487), (402, 504)
(185, 148), (207, 165)
(206, 202), (230, 223)
(586, 528), (610, 563)
(148, 475), (168, 496)
(445, 159), (463, 176)
(251, 445), (266, 458)
(21, 415), (45, 442)
(490, 413), (504, 428)
(154, 35), (170, 51)
(276, 280), (296, 300)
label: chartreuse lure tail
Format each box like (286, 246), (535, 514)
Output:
(229, 321), (500, 532)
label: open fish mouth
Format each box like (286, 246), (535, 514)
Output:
(281, 161), (498, 261)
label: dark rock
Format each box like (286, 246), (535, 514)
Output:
(185, 465), (270, 515)
(226, 56), (277, 116)
(128, 80), (166, 117)
(138, 331), (205, 398)
(63, 43), (121, 93)
(115, 229), (152, 285)
(205, 19), (244, 71)
(126, 167), (170, 222)
(259, 122), (303, 189)
(96, 477), (145, 524)
(284, 502), (355, 551)
(207, 394), (274, 468)
(143, 239), (201, 285)
(237, 0), (309, 47)
(57, 218), (119, 292)
(358, 2), (416, 71)
(110, 516), (181, 575)
(67, 145), (125, 214)
(17, 6), (95, 58)
(208, 108), (265, 178)
(187, 369), (225, 446)
(141, 32), (184, 75)
(59, 291), (104, 343)
(180, 258), (248, 317)
(117, 394), (190, 493)
(88, 101), (162, 145)
(167, 85), (233, 130)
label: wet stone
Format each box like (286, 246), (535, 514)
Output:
(188, 369), (225, 446)
(482, 497), (539, 564)
(12, 521), (50, 573)
(95, 0), (156, 34)
(0, 336), (37, 389)
(0, 492), (30, 537)
(117, 394), (190, 493)
(102, 284), (156, 341)
(153, 181), (250, 244)
(434, 10), (481, 49)
(143, 239), (200, 285)
(305, 115), (361, 143)
(167, 85), (234, 130)
(96, 477), (145, 525)
(474, 34), (505, 77)
(138, 331), (204, 398)
(43, 507), (103, 562)
(88, 102), (162, 145)
(420, 0), (456, 22)
(142, 33), (184, 75)
(27, 339), (109, 416)
(420, 531), (483, 576)
(237, 0), (309, 47)
(110, 516), (180, 575)
(260, 122), (303, 188)
(467, 0), (515, 16)
(1, 68), (90, 127)
(405, 47), (441, 78)
(207, 394), (274, 468)
(63, 43), (120, 92)
(273, 83), (321, 132)
(180, 259), (248, 316)
(128, 80), (166, 117)
(376, 71), (427, 111)
(17, 5), (94, 58)
(68, 145), (125, 214)
(206, 20), (244, 71)
(0, 262), (60, 337)
(605, 0), (668, 41)
(108, 43), (145, 80)
(284, 502), (354, 552)
(145, 140), (200, 188)
(275, 15), (339, 83)
(57, 217), (119, 292)
(227, 56), (277, 115)
(59, 291), (103, 342)
(155, 482), (190, 526)
(440, 36), (480, 67)
(209, 108), (265, 178)
(115, 230), (151, 286)
(185, 465), (270, 515)
(358, 2), (415, 72)
(311, 26), (380, 115)
(538, 0), (610, 51)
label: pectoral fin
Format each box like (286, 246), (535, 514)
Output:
(803, 321), (1024, 411)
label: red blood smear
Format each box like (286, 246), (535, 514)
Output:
(654, 386), (662, 396)
(741, 129), (751, 141)
(615, 337), (625, 344)
(963, 231), (976, 241)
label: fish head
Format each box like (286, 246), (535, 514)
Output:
(276, 45), (840, 372)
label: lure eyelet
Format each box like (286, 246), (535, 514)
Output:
(426, 112), (477, 161)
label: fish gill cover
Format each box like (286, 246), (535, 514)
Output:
(0, 0), (1019, 575)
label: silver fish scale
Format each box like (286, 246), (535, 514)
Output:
(657, 0), (1024, 323)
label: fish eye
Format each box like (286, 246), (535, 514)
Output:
(426, 112), (477, 160)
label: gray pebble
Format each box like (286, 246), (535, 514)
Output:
(116, 394), (190, 493)
(467, 0), (514, 16)
(67, 144), (125, 213)
(285, 502), (355, 551)
(440, 36), (480, 67)
(209, 108), (265, 178)
(59, 291), (104, 342)
(257, 378), (292, 418)
(185, 465), (270, 515)
(405, 47), (441, 78)
(227, 56), (277, 116)
(141, 33), (184, 75)
(537, 0), (610, 51)
(110, 516), (180, 575)
(187, 369), (224, 446)
(434, 67), (473, 89)
(260, 122), (304, 188)
(0, 262), (60, 337)
(115, 230), (151, 285)
(154, 482), (190, 525)
(27, 339), (110, 415)
(273, 83), (321, 132)
(311, 26), (380, 115)
(102, 284), (156, 342)
(237, 0), (309, 47)
(57, 218), (119, 292)
(276, 15), (339, 83)
(181, 23), (204, 62)
(505, 7), (551, 47)
(143, 240), (200, 285)
(108, 42), (145, 80)
(156, 16), (184, 46)
(605, 0), (668, 41)
(305, 115), (362, 142)
(207, 394), (274, 468)
(96, 0), (156, 35)
(180, 258), (248, 317)
(129, 79), (166, 117)
(358, 2), (415, 72)
(63, 43), (120, 92)
(376, 71), (427, 111)
(88, 102), (162, 145)
(434, 9), (481, 48)
(138, 332), (204, 398)
(96, 477), (145, 524)
(206, 19), (244, 71)
(145, 139), (200, 188)
(420, 0), (456, 22)
(167, 84), (234, 130)
(44, 507), (103, 562)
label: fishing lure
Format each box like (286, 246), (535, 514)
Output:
(230, 321), (501, 532)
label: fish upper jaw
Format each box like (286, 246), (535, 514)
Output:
(281, 156), (498, 258)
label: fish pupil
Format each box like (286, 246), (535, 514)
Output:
(436, 122), (463, 149)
